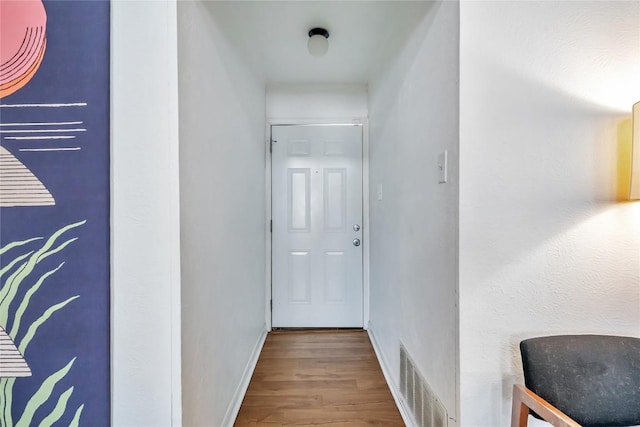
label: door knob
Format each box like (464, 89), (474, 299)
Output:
(353, 238), (361, 247)
(353, 224), (361, 231)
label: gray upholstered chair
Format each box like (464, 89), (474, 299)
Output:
(511, 334), (640, 427)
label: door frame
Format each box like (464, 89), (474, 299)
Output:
(265, 118), (370, 331)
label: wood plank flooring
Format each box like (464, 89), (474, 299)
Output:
(235, 330), (405, 426)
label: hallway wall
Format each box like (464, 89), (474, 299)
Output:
(459, 2), (640, 426)
(178, 2), (267, 425)
(368, 1), (460, 423)
(266, 84), (368, 120)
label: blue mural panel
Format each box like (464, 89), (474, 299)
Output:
(0, 1), (110, 425)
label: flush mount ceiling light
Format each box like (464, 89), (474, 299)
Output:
(307, 27), (329, 57)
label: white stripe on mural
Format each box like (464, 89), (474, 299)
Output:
(19, 147), (80, 152)
(0, 102), (88, 108)
(0, 121), (83, 126)
(4, 136), (76, 140)
(0, 129), (86, 133)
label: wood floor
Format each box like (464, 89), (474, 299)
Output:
(235, 330), (405, 426)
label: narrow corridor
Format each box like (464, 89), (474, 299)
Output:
(235, 330), (404, 426)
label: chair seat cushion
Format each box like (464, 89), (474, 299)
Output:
(521, 334), (640, 427)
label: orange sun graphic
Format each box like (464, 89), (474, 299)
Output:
(0, 0), (48, 99)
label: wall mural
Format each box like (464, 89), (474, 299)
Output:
(0, 1), (110, 425)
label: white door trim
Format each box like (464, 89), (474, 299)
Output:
(265, 118), (370, 331)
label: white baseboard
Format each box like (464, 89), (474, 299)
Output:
(222, 325), (268, 427)
(367, 324), (415, 427)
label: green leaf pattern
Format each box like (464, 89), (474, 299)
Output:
(0, 222), (86, 426)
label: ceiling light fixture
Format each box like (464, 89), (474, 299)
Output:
(307, 27), (329, 57)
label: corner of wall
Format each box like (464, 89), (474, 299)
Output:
(367, 324), (414, 427)
(221, 325), (268, 427)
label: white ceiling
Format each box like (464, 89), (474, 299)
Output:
(204, 1), (432, 85)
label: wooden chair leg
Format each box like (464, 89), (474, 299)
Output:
(511, 384), (581, 427)
(511, 384), (529, 427)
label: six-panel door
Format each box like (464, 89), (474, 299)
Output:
(271, 125), (363, 327)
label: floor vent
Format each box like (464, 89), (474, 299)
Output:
(400, 344), (448, 427)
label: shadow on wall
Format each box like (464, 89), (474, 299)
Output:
(462, 53), (632, 288)
(368, 1), (439, 111)
(461, 55), (640, 426)
(503, 201), (640, 418)
(180, 0), (264, 121)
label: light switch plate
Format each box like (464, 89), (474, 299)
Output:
(438, 150), (448, 184)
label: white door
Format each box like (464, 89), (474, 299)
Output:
(271, 124), (363, 328)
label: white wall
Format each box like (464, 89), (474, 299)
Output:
(111, 1), (182, 425)
(266, 84), (368, 120)
(177, 1), (267, 426)
(459, 2), (640, 426)
(368, 1), (460, 424)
